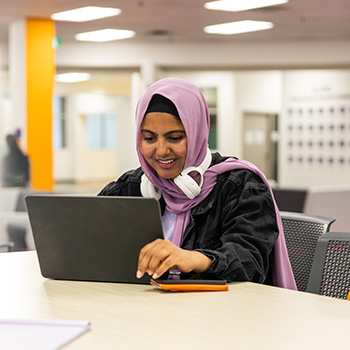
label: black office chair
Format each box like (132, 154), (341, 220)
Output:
(272, 187), (307, 213)
(5, 189), (30, 251)
(6, 189), (51, 251)
(307, 232), (350, 299)
(280, 211), (335, 292)
(0, 242), (14, 253)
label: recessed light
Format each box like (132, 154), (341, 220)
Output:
(204, 0), (288, 12)
(75, 29), (136, 42)
(55, 73), (91, 83)
(51, 6), (121, 22)
(204, 20), (274, 35)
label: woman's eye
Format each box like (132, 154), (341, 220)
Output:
(143, 136), (156, 142)
(168, 136), (183, 142)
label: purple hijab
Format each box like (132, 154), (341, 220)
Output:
(135, 77), (296, 290)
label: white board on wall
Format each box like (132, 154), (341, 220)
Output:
(280, 70), (350, 188)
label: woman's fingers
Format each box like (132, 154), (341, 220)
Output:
(136, 239), (212, 279)
(151, 255), (178, 279)
(136, 239), (166, 278)
(137, 239), (179, 278)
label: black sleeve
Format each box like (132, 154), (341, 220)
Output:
(193, 171), (279, 283)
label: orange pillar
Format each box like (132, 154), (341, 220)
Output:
(26, 19), (55, 190)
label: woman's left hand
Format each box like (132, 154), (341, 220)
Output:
(136, 239), (211, 279)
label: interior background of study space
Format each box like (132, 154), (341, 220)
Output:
(0, 0), (349, 191)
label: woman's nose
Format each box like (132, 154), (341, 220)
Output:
(157, 139), (169, 157)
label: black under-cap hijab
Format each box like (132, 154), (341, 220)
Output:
(145, 94), (180, 118)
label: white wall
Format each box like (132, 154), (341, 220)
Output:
(2, 36), (350, 69)
(235, 71), (283, 158)
(118, 72), (141, 177)
(0, 43), (7, 70)
(0, 69), (11, 152)
(0, 96), (12, 144)
(54, 40), (350, 69)
(236, 71), (282, 112)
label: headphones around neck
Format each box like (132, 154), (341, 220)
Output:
(141, 148), (212, 200)
(173, 148), (212, 199)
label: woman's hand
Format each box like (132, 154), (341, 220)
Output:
(136, 239), (211, 279)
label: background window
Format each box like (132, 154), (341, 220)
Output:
(86, 113), (117, 149)
(53, 96), (66, 149)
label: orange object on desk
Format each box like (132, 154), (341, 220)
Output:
(151, 278), (229, 291)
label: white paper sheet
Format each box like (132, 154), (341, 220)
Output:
(0, 318), (90, 350)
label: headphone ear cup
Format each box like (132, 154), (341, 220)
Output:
(174, 148), (212, 199)
(173, 175), (200, 199)
(141, 174), (161, 200)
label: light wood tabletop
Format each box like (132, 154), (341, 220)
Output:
(1, 251), (350, 349)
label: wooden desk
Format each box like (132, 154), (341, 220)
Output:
(1, 251), (350, 349)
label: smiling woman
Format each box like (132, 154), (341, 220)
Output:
(98, 77), (297, 290)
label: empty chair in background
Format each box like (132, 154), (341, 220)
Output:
(272, 187), (307, 213)
(5, 188), (33, 251)
(303, 185), (350, 232)
(280, 211), (335, 292)
(307, 232), (350, 299)
(0, 189), (48, 251)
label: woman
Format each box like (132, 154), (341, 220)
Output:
(99, 77), (296, 289)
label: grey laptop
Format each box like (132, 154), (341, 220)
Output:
(25, 195), (163, 284)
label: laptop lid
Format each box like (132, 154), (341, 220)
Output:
(25, 195), (163, 284)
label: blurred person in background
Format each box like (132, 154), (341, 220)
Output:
(1, 134), (29, 187)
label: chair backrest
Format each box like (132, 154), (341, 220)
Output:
(0, 187), (21, 211)
(14, 189), (30, 212)
(307, 232), (350, 299)
(14, 188), (46, 212)
(0, 242), (14, 253)
(280, 211), (335, 292)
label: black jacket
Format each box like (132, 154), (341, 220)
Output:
(98, 153), (278, 283)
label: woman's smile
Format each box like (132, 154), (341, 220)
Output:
(158, 158), (176, 168)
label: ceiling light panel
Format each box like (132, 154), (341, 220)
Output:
(204, 0), (288, 12)
(55, 73), (91, 83)
(75, 29), (136, 42)
(51, 6), (121, 22)
(204, 20), (274, 35)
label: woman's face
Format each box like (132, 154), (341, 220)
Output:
(140, 112), (187, 179)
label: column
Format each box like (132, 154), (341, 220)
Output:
(9, 18), (55, 190)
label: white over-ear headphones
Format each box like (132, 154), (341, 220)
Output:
(173, 148), (212, 199)
(141, 173), (162, 200)
(141, 148), (212, 200)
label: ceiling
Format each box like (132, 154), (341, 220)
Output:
(0, 0), (349, 45)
